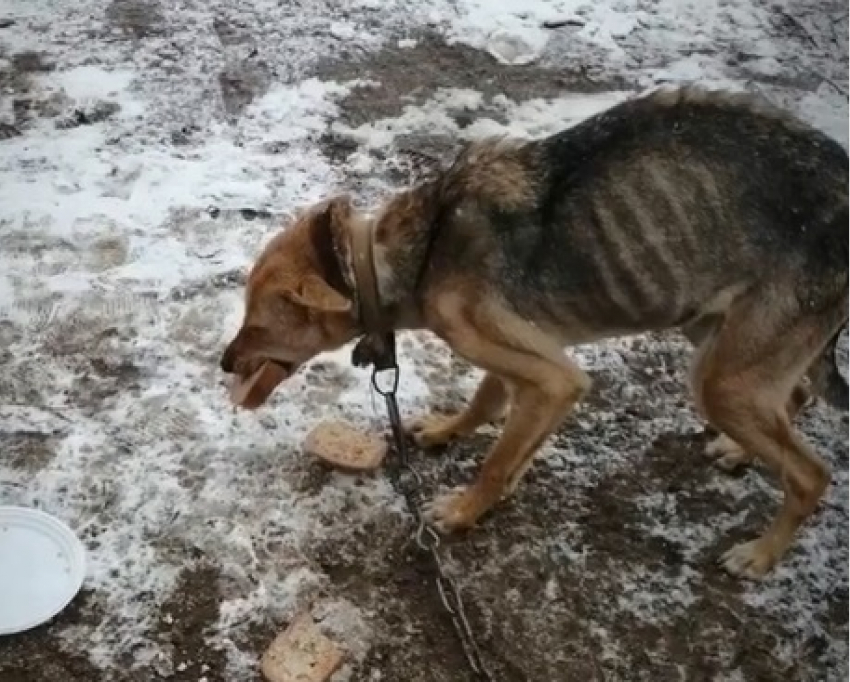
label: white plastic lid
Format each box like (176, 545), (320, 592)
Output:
(0, 506), (86, 635)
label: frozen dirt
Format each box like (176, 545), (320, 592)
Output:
(0, 0), (847, 681)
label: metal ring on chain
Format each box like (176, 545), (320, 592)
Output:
(371, 366), (400, 396)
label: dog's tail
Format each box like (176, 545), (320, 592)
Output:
(809, 325), (848, 411)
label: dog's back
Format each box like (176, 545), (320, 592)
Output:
(427, 87), (848, 343)
(361, 87), (847, 574)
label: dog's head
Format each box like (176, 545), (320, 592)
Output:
(220, 197), (361, 408)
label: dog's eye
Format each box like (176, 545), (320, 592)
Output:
(277, 293), (297, 313)
(239, 324), (268, 345)
(276, 293), (309, 321)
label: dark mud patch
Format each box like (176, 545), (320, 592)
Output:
(10, 51), (54, 74)
(418, 417), (837, 680)
(105, 0), (167, 40)
(0, 49), (65, 128)
(149, 563), (228, 682)
(213, 18), (273, 118)
(64, 356), (144, 417)
(218, 62), (272, 118)
(325, 328), (842, 681)
(0, 50), (53, 118)
(0, 430), (61, 472)
(169, 267), (248, 302)
(0, 591), (103, 682)
(310, 523), (489, 682)
(314, 32), (632, 182)
(315, 32), (630, 128)
(55, 100), (122, 129)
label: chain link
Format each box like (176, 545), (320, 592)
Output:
(371, 366), (495, 681)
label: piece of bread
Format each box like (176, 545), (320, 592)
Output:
(230, 361), (289, 409)
(304, 420), (387, 471)
(261, 611), (344, 682)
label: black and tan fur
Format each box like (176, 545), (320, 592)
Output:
(221, 87), (848, 579)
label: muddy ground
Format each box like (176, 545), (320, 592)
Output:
(1, 2), (848, 681)
(3, 331), (847, 682)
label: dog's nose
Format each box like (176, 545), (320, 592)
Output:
(220, 345), (235, 373)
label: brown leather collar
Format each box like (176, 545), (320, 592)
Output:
(348, 219), (387, 334)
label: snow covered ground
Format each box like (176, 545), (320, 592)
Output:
(0, 1), (846, 680)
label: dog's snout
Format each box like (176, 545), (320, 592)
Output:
(220, 343), (236, 373)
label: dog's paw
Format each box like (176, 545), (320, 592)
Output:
(423, 486), (480, 532)
(720, 539), (776, 579)
(408, 414), (459, 449)
(705, 433), (753, 472)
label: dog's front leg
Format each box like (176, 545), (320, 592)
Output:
(419, 338), (588, 532)
(425, 365), (587, 531)
(417, 286), (591, 531)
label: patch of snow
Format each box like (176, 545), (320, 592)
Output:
(334, 87), (630, 173)
(49, 66), (138, 104)
(485, 26), (549, 65)
(465, 90), (631, 139)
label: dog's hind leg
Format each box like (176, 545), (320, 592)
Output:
(690, 293), (840, 578)
(684, 316), (812, 472)
(408, 372), (508, 448)
(703, 381), (812, 472)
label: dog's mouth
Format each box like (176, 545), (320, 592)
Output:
(229, 359), (295, 410)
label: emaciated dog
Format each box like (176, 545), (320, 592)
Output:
(221, 88), (848, 579)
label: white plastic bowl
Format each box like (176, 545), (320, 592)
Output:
(0, 506), (86, 635)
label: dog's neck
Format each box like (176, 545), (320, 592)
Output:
(348, 218), (389, 334)
(339, 185), (438, 333)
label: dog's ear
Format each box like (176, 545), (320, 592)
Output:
(287, 274), (352, 312)
(326, 195), (353, 228)
(313, 195), (353, 239)
(310, 196), (353, 293)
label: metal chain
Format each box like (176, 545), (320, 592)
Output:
(371, 365), (495, 682)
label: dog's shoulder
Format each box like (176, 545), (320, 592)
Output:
(436, 136), (542, 214)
